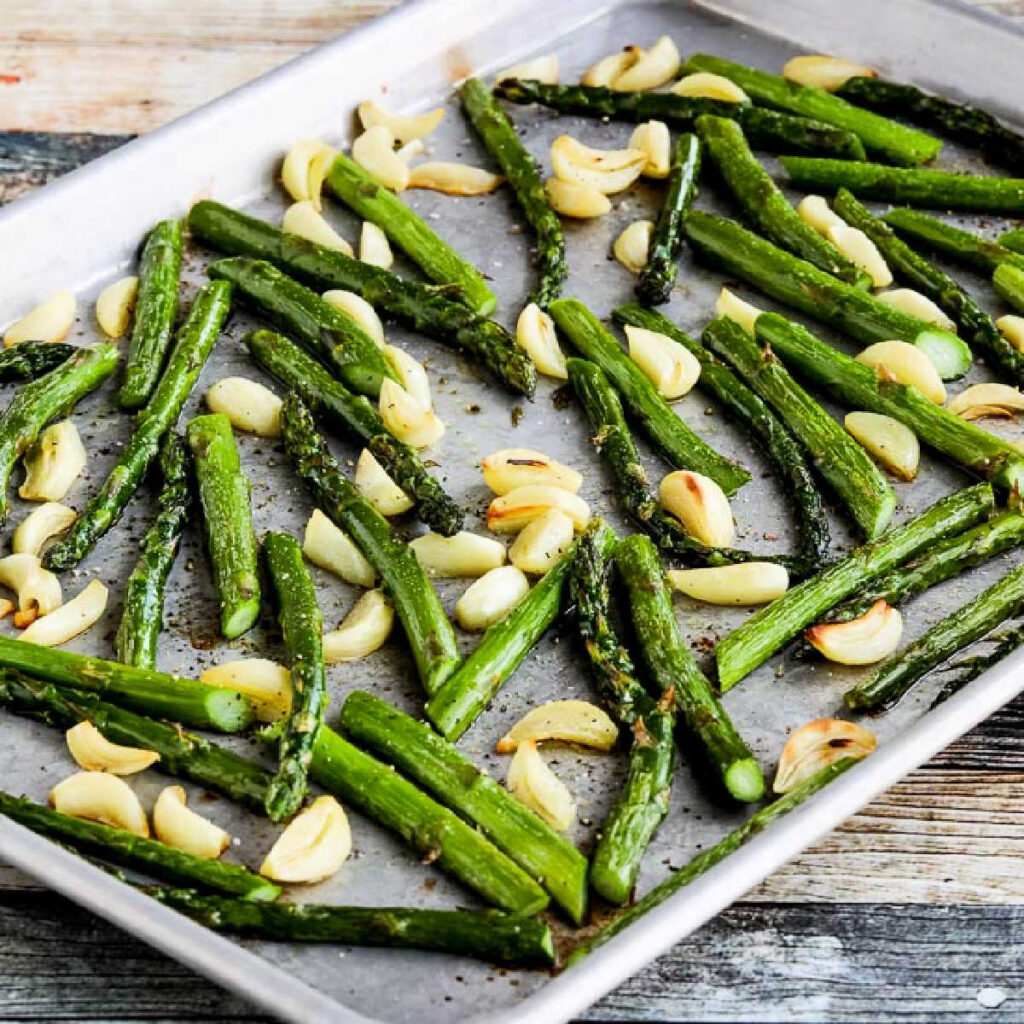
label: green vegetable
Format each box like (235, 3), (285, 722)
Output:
(931, 621), (1024, 707)
(0, 343), (75, 382)
(883, 207), (1024, 274)
(993, 263), (1024, 316)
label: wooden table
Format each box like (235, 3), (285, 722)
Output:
(1, 2), (1023, 1021)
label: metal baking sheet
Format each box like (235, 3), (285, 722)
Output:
(2, 1), (1024, 1022)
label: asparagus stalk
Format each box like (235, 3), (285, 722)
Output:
(702, 316), (895, 539)
(114, 432), (191, 669)
(148, 887), (555, 965)
(339, 690), (588, 923)
(0, 794), (279, 901)
(325, 152), (497, 316)
(493, 80), (868, 159)
(188, 202), (535, 398)
(682, 54), (941, 165)
(782, 156), (1024, 214)
(998, 227), (1024, 254)
(846, 561), (1024, 711)
(119, 219), (183, 409)
(931, 622), (1024, 707)
(611, 306), (829, 572)
(243, 329), (463, 536)
(715, 483), (995, 690)
(568, 758), (857, 963)
(882, 207), (1024, 275)
(755, 312), (1024, 492)
(185, 413), (261, 639)
(682, 211), (971, 378)
(695, 115), (870, 288)
(548, 298), (751, 494)
(832, 190), (1024, 386)
(0, 342), (118, 523)
(0, 343), (75, 382)
(45, 281), (231, 571)
(425, 530), (612, 742)
(280, 393), (459, 694)
(993, 263), (1024, 315)
(459, 77), (565, 307)
(636, 133), (701, 306)
(571, 522), (676, 904)
(836, 75), (1024, 173)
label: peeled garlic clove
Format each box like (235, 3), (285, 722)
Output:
(715, 287), (763, 336)
(996, 314), (1024, 352)
(281, 140), (337, 207)
(396, 140), (426, 164)
(260, 795), (352, 883)
(486, 485), (590, 534)
(407, 162), (504, 196)
(50, 771), (149, 836)
(494, 54), (559, 85)
(774, 718), (877, 794)
(826, 223), (892, 288)
(659, 470), (734, 547)
(482, 447), (582, 495)
(947, 382), (1024, 420)
(671, 71), (749, 103)
(153, 786), (230, 859)
(0, 554), (62, 615)
(515, 302), (567, 378)
(321, 289), (385, 347)
(455, 565), (531, 631)
(4, 290), (76, 347)
(782, 55), (876, 92)
(95, 276), (139, 339)
(550, 136), (647, 194)
(611, 35), (680, 92)
(357, 100), (445, 144)
(613, 219), (653, 275)
(856, 341), (946, 404)
(302, 508), (376, 588)
(877, 289), (956, 332)
(797, 194), (845, 236)
(323, 588), (395, 664)
(625, 324), (701, 399)
(378, 378), (445, 448)
(19, 420), (85, 502)
(544, 178), (612, 219)
(805, 598), (903, 665)
(20, 579), (108, 647)
(409, 531), (505, 577)
(66, 721), (160, 775)
(12, 502), (76, 557)
(354, 448), (414, 516)
(628, 121), (672, 179)
(497, 699), (618, 753)
(282, 201), (353, 256)
(359, 221), (393, 268)
(508, 508), (575, 575)
(506, 739), (575, 831)
(581, 48), (640, 88)
(667, 563), (789, 605)
(352, 125), (410, 191)
(205, 377), (282, 437)
(383, 345), (431, 409)
(844, 411), (920, 479)
(201, 658), (293, 723)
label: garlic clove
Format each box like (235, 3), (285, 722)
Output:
(408, 531), (506, 577)
(481, 447), (582, 495)
(625, 324), (701, 399)
(323, 588), (395, 663)
(667, 562), (789, 605)
(658, 470), (735, 547)
(494, 54), (559, 86)
(715, 287), (763, 336)
(996, 314), (1024, 353)
(877, 289), (956, 332)
(260, 795), (352, 883)
(947, 382), (1024, 421)
(281, 140), (337, 207)
(153, 785), (230, 859)
(856, 341), (946, 404)
(671, 71), (749, 103)
(455, 565), (531, 631)
(378, 378), (445, 448)
(826, 223), (892, 288)
(66, 721), (160, 775)
(506, 740), (575, 831)
(0, 553), (62, 615)
(50, 771), (149, 836)
(306, 146), (337, 213)
(628, 121), (672, 179)
(844, 411), (920, 479)
(4, 290), (76, 347)
(201, 658), (293, 723)
(383, 345), (431, 409)
(20, 579), (108, 647)
(773, 718), (877, 794)
(782, 55), (876, 92)
(486, 485), (590, 534)
(354, 448), (414, 516)
(407, 162), (504, 196)
(508, 508), (575, 575)
(395, 140), (425, 163)
(282, 201), (353, 256)
(357, 100), (445, 144)
(302, 508), (376, 588)
(549, 136), (647, 195)
(359, 221), (394, 268)
(515, 303), (567, 378)
(610, 35), (681, 92)
(205, 377), (283, 437)
(613, 220), (654, 275)
(496, 699), (618, 753)
(19, 420), (86, 502)
(95, 276), (139, 339)
(805, 598), (903, 665)
(12, 502), (76, 557)
(797, 194), (845, 236)
(581, 49), (640, 88)
(321, 289), (386, 347)
(544, 178), (612, 219)
(351, 125), (410, 191)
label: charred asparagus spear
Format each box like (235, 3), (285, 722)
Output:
(119, 219), (182, 409)
(636, 133), (701, 306)
(280, 393), (459, 694)
(695, 115), (870, 288)
(931, 622), (1024, 707)
(993, 263), (1024, 316)
(262, 532), (326, 823)
(548, 298), (751, 494)
(44, 281), (232, 571)
(0, 342), (118, 524)
(114, 432), (191, 669)
(882, 207), (1024, 275)
(571, 521), (675, 904)
(0, 343), (75, 382)
(459, 77), (565, 307)
(188, 202), (535, 398)
(148, 887), (555, 965)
